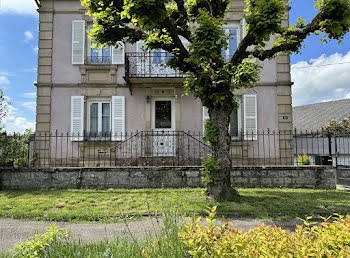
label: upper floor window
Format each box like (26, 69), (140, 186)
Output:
(88, 39), (112, 65)
(222, 25), (240, 62)
(71, 21), (125, 65)
(88, 26), (111, 64)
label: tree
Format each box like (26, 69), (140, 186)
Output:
(325, 117), (350, 134)
(82, 0), (350, 200)
(0, 89), (9, 131)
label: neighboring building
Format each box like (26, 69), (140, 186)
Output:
(34, 0), (293, 166)
(293, 99), (350, 166)
(293, 98), (350, 132)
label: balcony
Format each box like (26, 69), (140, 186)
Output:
(87, 56), (111, 65)
(125, 52), (183, 78)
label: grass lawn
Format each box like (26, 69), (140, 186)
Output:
(0, 188), (349, 222)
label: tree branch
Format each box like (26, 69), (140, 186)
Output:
(252, 11), (323, 61)
(174, 0), (191, 40)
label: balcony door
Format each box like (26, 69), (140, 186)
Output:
(151, 49), (174, 77)
(151, 98), (176, 156)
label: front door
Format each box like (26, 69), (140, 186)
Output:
(151, 98), (175, 156)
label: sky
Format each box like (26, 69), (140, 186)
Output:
(0, 0), (349, 133)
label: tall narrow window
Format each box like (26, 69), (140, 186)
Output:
(89, 39), (111, 64)
(222, 27), (239, 62)
(229, 99), (241, 139)
(88, 100), (111, 136)
(155, 101), (172, 129)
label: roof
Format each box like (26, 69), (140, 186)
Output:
(293, 98), (350, 131)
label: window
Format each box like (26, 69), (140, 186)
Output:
(88, 100), (111, 136)
(153, 49), (173, 64)
(222, 26), (239, 62)
(88, 26), (111, 64)
(202, 98), (242, 139)
(229, 99), (242, 139)
(155, 101), (172, 129)
(88, 39), (111, 64)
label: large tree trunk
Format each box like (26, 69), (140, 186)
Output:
(207, 103), (239, 201)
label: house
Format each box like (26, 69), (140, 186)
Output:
(293, 99), (350, 166)
(34, 0), (293, 166)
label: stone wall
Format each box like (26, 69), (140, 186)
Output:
(0, 166), (336, 190)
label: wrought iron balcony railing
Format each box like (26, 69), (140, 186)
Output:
(125, 52), (182, 78)
(87, 56), (111, 65)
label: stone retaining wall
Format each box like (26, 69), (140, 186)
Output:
(0, 166), (336, 190)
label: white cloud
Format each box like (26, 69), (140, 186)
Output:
(33, 45), (38, 53)
(0, 75), (10, 85)
(0, 0), (38, 16)
(2, 106), (35, 134)
(292, 51), (350, 106)
(24, 31), (34, 42)
(22, 92), (36, 98)
(21, 101), (36, 112)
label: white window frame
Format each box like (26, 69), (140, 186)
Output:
(87, 26), (111, 64)
(222, 23), (240, 60)
(229, 98), (242, 140)
(202, 98), (242, 141)
(151, 97), (176, 131)
(87, 98), (112, 135)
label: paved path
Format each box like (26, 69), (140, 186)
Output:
(0, 218), (303, 251)
(337, 184), (350, 193)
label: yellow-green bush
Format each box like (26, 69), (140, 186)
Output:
(297, 151), (311, 165)
(180, 206), (350, 257)
(15, 224), (68, 257)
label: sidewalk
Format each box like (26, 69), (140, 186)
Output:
(0, 217), (303, 251)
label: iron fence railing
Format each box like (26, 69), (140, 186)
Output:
(2, 129), (350, 168)
(125, 52), (182, 78)
(87, 56), (111, 65)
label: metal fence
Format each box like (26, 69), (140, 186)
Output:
(125, 52), (182, 78)
(1, 130), (349, 168)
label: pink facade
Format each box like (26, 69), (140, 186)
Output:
(36, 0), (293, 164)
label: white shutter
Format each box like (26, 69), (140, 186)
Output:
(202, 106), (209, 135)
(179, 36), (190, 51)
(112, 41), (125, 64)
(71, 96), (84, 141)
(72, 20), (85, 64)
(112, 96), (125, 141)
(244, 94), (257, 140)
(136, 40), (146, 53)
(241, 18), (246, 38)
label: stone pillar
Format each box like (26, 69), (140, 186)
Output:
(276, 53), (293, 165)
(35, 0), (54, 166)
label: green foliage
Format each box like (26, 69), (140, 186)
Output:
(325, 117), (350, 134)
(188, 10), (227, 65)
(245, 0), (287, 47)
(318, 0), (350, 42)
(202, 120), (218, 143)
(14, 224), (68, 257)
(1, 188), (349, 222)
(180, 206), (350, 257)
(201, 155), (220, 189)
(0, 129), (32, 168)
(11, 213), (187, 258)
(231, 59), (261, 89)
(297, 151), (311, 166)
(0, 89), (10, 131)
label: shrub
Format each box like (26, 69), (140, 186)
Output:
(0, 129), (32, 168)
(297, 151), (311, 165)
(14, 224), (68, 257)
(180, 206), (350, 257)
